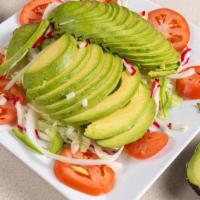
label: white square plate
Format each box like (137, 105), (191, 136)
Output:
(1, 0), (200, 200)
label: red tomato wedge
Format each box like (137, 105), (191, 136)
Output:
(176, 66), (200, 99)
(125, 131), (169, 159)
(0, 77), (27, 105)
(0, 102), (17, 125)
(54, 147), (115, 196)
(148, 8), (190, 51)
(19, 0), (63, 25)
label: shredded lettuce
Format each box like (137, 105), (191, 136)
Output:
(159, 78), (182, 119)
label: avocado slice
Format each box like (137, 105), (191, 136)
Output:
(187, 143), (200, 195)
(23, 34), (78, 89)
(85, 84), (149, 140)
(96, 99), (156, 148)
(50, 2), (181, 76)
(26, 44), (91, 99)
(34, 44), (103, 105)
(42, 52), (114, 113)
(0, 20), (49, 75)
(63, 71), (140, 125)
(50, 55), (123, 120)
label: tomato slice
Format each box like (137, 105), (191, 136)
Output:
(0, 102), (17, 125)
(125, 131), (169, 159)
(19, 0), (63, 25)
(0, 77), (27, 105)
(176, 66), (200, 99)
(148, 8), (190, 51)
(54, 147), (115, 196)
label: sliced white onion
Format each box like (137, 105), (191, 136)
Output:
(15, 101), (24, 127)
(117, 0), (129, 7)
(168, 68), (195, 79)
(0, 125), (12, 132)
(93, 142), (110, 159)
(42, 2), (62, 19)
(81, 99), (88, 107)
(66, 92), (76, 100)
(36, 130), (51, 142)
(0, 95), (7, 106)
(71, 137), (80, 154)
(59, 19), (75, 26)
(26, 108), (124, 165)
(107, 161), (123, 172)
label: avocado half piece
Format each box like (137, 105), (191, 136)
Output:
(0, 20), (49, 75)
(49, 2), (181, 77)
(187, 143), (200, 195)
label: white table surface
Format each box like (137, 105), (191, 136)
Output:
(0, 0), (200, 200)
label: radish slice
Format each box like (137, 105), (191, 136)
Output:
(181, 46), (191, 66)
(42, 2), (62, 19)
(140, 10), (148, 20)
(156, 118), (188, 134)
(150, 79), (160, 98)
(168, 68), (195, 79)
(168, 122), (188, 131)
(123, 59), (136, 76)
(150, 79), (160, 114)
(78, 40), (90, 49)
(25, 108), (124, 166)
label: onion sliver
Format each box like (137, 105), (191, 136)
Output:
(168, 68), (195, 79)
(26, 108), (124, 165)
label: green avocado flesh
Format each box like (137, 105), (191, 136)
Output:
(63, 71), (140, 125)
(85, 84), (149, 139)
(34, 44), (104, 105)
(0, 20), (49, 75)
(47, 54), (123, 119)
(42, 52), (114, 113)
(187, 143), (200, 193)
(96, 99), (156, 148)
(23, 34), (78, 89)
(49, 2), (181, 77)
(26, 43), (91, 99)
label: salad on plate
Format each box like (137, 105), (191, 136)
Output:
(0, 0), (199, 196)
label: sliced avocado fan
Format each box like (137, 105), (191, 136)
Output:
(49, 2), (181, 77)
(85, 84), (150, 139)
(63, 70), (140, 125)
(97, 99), (156, 148)
(187, 143), (200, 195)
(0, 20), (49, 75)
